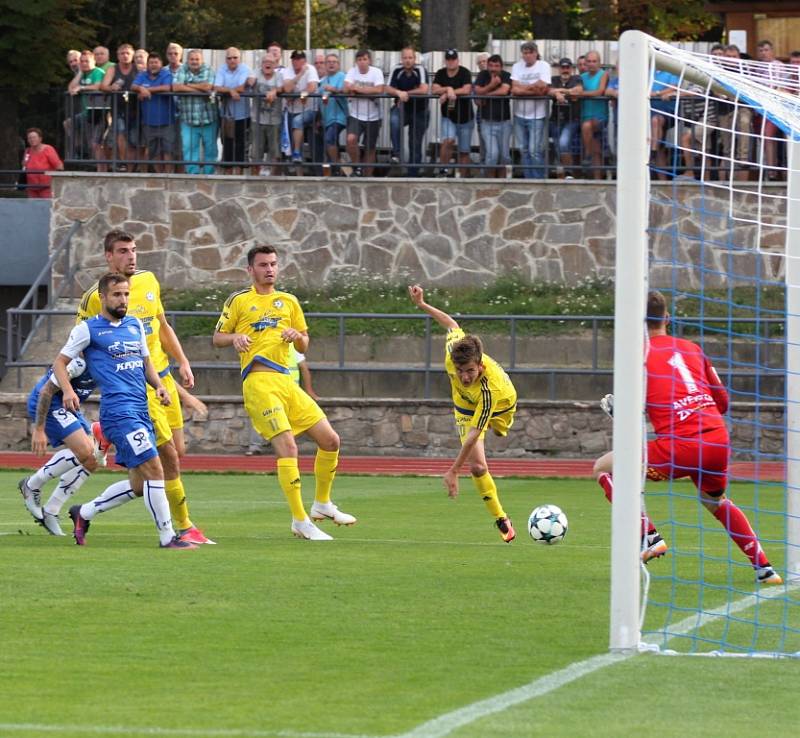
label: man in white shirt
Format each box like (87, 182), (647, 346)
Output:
(344, 49), (385, 176)
(282, 50), (320, 172)
(510, 41), (551, 179)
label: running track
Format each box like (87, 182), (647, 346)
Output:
(0, 452), (785, 480)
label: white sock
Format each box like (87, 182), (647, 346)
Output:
(143, 480), (175, 545)
(80, 481), (135, 521)
(44, 465), (91, 515)
(29, 450), (80, 489)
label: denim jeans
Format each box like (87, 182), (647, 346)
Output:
(480, 119), (512, 167)
(390, 107), (429, 176)
(514, 116), (547, 179)
(181, 121), (218, 174)
(550, 120), (580, 160)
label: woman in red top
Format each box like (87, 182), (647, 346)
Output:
(22, 128), (64, 198)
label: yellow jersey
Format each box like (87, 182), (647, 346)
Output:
(445, 328), (517, 431)
(77, 270), (170, 374)
(215, 287), (308, 380)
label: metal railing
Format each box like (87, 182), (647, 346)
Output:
(2, 307), (787, 399)
(4, 220), (82, 385)
(62, 90), (618, 178)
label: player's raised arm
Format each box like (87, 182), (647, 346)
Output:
(407, 285), (459, 330)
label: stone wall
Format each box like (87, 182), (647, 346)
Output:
(50, 174), (785, 292)
(0, 395), (784, 460)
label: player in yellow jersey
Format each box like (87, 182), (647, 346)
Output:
(408, 285), (517, 542)
(213, 245), (355, 540)
(77, 229), (214, 545)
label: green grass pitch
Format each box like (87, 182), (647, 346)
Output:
(0, 470), (797, 738)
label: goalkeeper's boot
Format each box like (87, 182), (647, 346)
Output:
(756, 565), (783, 585)
(18, 477), (43, 522)
(291, 518), (333, 541)
(68, 504), (90, 546)
(496, 516), (516, 543)
(641, 532), (668, 563)
(310, 501), (357, 526)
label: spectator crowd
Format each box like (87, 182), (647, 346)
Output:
(57, 38), (799, 181)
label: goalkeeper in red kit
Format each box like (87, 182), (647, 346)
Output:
(594, 290), (782, 585)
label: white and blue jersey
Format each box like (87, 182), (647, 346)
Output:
(27, 363), (95, 448)
(60, 315), (159, 468)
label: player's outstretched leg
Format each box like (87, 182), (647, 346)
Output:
(310, 449), (356, 526)
(704, 494), (783, 585)
(20, 448), (85, 524)
(307, 423), (356, 527)
(68, 480), (138, 545)
(41, 465), (92, 536)
(472, 471), (515, 543)
(277, 457), (332, 540)
(596, 471), (667, 563)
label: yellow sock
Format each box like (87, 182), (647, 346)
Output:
(314, 449), (339, 504)
(165, 478), (192, 531)
(277, 457), (306, 520)
(472, 472), (505, 519)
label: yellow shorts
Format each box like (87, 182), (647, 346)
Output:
(455, 405), (516, 445)
(244, 371), (326, 441)
(162, 373), (184, 431)
(147, 372), (180, 447)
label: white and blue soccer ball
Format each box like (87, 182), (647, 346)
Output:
(527, 504), (568, 544)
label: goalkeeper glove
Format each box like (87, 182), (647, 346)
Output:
(600, 393), (614, 418)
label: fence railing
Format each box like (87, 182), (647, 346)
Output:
(2, 307), (787, 399)
(4, 220), (82, 385)
(62, 90), (617, 179)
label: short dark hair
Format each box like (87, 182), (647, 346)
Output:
(710, 43), (724, 53)
(450, 335), (483, 367)
(26, 127), (43, 139)
(646, 290), (668, 328)
(148, 51), (162, 62)
(103, 229), (134, 253)
(791, 50), (800, 58)
(356, 49), (371, 59)
(247, 244), (277, 266)
(487, 54), (503, 66)
(98, 272), (129, 295)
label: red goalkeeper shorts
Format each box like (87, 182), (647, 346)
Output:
(646, 429), (729, 494)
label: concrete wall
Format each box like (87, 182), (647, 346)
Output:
(0, 198), (51, 285)
(50, 173), (785, 293)
(0, 395), (784, 460)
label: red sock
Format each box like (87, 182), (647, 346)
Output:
(711, 498), (769, 568)
(597, 473), (657, 537)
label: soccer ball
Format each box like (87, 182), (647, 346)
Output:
(527, 504), (568, 545)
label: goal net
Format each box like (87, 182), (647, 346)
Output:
(611, 31), (800, 657)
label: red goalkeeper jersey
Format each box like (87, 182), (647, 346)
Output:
(646, 334), (729, 439)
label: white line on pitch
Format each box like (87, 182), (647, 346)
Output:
(393, 582), (799, 738)
(0, 724), (379, 738)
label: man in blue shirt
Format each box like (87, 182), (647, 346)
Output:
(213, 47), (255, 174)
(54, 273), (195, 549)
(132, 52), (176, 172)
(318, 53), (348, 175)
(19, 358), (101, 536)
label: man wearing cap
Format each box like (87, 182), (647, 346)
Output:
(510, 41), (551, 179)
(431, 48), (474, 178)
(283, 50), (320, 174)
(549, 57), (583, 178)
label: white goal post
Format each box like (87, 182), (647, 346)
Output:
(611, 29), (800, 654)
